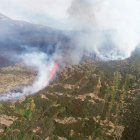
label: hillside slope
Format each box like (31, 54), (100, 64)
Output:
(0, 49), (140, 139)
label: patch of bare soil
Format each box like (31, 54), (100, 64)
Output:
(0, 115), (18, 127)
(55, 117), (77, 124)
(0, 63), (36, 93)
(58, 136), (68, 140)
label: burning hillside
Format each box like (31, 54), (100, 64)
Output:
(0, 0), (140, 101)
(0, 1), (140, 139)
(0, 61), (57, 101)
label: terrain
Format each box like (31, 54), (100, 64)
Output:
(0, 63), (36, 93)
(0, 49), (140, 139)
(0, 13), (140, 140)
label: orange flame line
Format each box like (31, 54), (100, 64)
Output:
(42, 63), (57, 88)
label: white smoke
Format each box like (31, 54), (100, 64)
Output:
(0, 48), (56, 101)
(67, 0), (140, 60)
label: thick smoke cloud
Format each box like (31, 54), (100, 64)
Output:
(67, 0), (140, 60)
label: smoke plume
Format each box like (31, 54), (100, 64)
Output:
(67, 0), (140, 60)
(0, 46), (56, 101)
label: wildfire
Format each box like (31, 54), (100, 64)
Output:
(6, 63), (57, 102)
(42, 63), (57, 88)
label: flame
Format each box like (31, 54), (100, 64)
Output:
(35, 71), (37, 76)
(5, 63), (57, 102)
(42, 63), (57, 88)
